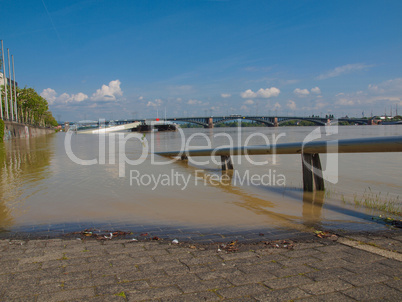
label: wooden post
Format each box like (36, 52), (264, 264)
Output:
(220, 155), (234, 171)
(302, 153), (313, 192)
(312, 153), (325, 191)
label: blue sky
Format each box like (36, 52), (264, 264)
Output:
(1, 0), (402, 121)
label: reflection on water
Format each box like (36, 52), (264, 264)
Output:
(302, 191), (324, 227)
(0, 126), (401, 234)
(0, 135), (55, 230)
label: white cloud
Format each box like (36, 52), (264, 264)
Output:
(273, 102), (281, 110)
(368, 78), (402, 94)
(71, 92), (88, 102)
(256, 87), (280, 98)
(240, 87), (280, 99)
(311, 87), (321, 94)
(317, 63), (372, 80)
(221, 93), (231, 98)
(287, 100), (296, 110)
(293, 88), (310, 97)
(240, 89), (257, 98)
(90, 80), (123, 102)
(333, 78), (402, 108)
(40, 88), (88, 105)
(41, 88), (57, 104)
(244, 99), (254, 105)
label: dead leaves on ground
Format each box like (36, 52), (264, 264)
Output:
(314, 230), (338, 241)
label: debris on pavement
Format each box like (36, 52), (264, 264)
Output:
(314, 230), (338, 241)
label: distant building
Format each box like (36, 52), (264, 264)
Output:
(0, 72), (18, 87)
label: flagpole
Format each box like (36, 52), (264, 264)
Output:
(12, 55), (18, 122)
(0, 42), (3, 119)
(7, 48), (14, 121)
(1, 40), (8, 120)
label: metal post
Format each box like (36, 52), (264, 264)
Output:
(1, 40), (8, 120)
(7, 49), (14, 121)
(0, 43), (3, 119)
(12, 55), (18, 122)
(220, 155), (234, 171)
(302, 153), (313, 192)
(312, 153), (325, 191)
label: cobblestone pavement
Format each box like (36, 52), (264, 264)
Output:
(0, 230), (401, 301)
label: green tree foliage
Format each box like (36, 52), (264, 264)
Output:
(0, 119), (4, 142)
(1, 85), (57, 127)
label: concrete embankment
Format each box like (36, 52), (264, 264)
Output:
(2, 121), (54, 141)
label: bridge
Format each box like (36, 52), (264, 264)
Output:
(165, 116), (393, 128)
(69, 116), (400, 129)
(167, 115), (333, 128)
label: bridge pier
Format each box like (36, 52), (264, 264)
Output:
(302, 153), (325, 192)
(207, 117), (214, 128)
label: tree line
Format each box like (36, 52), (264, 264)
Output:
(1, 84), (58, 127)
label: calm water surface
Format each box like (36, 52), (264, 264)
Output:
(0, 125), (401, 234)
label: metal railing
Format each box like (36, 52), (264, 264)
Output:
(156, 135), (402, 191)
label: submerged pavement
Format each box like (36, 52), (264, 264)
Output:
(0, 230), (401, 301)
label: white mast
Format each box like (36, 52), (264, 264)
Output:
(1, 40), (8, 120)
(12, 55), (18, 122)
(7, 48), (14, 120)
(0, 42), (3, 119)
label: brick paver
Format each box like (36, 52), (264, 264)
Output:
(0, 231), (401, 301)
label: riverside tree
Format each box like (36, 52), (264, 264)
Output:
(1, 85), (57, 127)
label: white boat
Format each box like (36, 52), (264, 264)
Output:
(78, 122), (141, 134)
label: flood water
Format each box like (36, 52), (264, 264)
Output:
(0, 125), (401, 236)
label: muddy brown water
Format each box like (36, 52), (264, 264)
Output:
(0, 125), (401, 235)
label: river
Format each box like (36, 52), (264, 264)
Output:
(0, 125), (401, 236)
